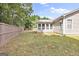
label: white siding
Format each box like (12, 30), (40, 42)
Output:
(53, 21), (63, 33)
(63, 13), (79, 34)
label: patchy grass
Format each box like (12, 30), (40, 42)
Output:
(0, 32), (79, 56)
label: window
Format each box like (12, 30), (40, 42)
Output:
(67, 19), (72, 29)
(38, 24), (41, 30)
(46, 24), (49, 29)
(60, 22), (63, 30)
(42, 24), (45, 30)
(50, 24), (52, 29)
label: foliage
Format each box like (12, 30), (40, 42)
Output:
(40, 16), (50, 20)
(0, 3), (33, 29)
(30, 15), (40, 28)
(0, 3), (50, 29)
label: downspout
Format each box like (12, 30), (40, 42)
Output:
(60, 15), (65, 39)
(61, 15), (65, 39)
(63, 15), (65, 36)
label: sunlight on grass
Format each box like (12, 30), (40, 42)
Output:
(66, 35), (79, 40)
(0, 32), (79, 56)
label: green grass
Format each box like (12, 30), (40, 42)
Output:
(0, 32), (79, 56)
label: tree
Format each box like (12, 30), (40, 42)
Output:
(21, 3), (33, 29)
(0, 3), (33, 29)
(40, 16), (50, 20)
(30, 15), (41, 28)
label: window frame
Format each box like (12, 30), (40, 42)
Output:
(42, 24), (45, 30)
(50, 24), (53, 29)
(67, 19), (72, 29)
(38, 24), (41, 30)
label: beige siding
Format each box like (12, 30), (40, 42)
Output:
(63, 13), (79, 34)
(53, 21), (63, 33)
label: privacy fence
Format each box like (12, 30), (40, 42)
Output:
(0, 23), (23, 47)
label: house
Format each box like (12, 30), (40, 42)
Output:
(37, 19), (53, 32)
(37, 8), (79, 35)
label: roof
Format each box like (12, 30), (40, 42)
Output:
(53, 8), (79, 23)
(37, 19), (54, 23)
(64, 8), (79, 16)
(37, 8), (79, 24)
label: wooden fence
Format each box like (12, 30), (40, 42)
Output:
(0, 23), (23, 47)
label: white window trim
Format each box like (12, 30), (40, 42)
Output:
(67, 19), (72, 29)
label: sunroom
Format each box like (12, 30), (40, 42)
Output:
(37, 20), (53, 32)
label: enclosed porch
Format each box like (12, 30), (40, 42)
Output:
(37, 23), (53, 32)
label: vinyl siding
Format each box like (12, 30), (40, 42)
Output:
(63, 12), (79, 34)
(53, 21), (63, 34)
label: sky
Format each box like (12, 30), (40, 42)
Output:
(32, 3), (79, 19)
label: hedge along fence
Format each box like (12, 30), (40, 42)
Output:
(0, 23), (23, 47)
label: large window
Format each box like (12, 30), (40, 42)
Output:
(46, 24), (49, 29)
(67, 19), (72, 29)
(38, 24), (41, 30)
(42, 24), (45, 30)
(60, 22), (63, 30)
(50, 24), (52, 29)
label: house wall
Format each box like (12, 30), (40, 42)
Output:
(53, 21), (63, 34)
(63, 12), (79, 34)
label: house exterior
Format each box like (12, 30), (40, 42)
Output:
(37, 9), (79, 35)
(37, 20), (53, 32)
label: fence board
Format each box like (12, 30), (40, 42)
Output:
(0, 23), (23, 47)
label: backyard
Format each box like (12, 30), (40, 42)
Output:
(0, 32), (79, 56)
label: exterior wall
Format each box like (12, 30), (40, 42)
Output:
(53, 20), (63, 34)
(63, 13), (79, 34)
(37, 23), (53, 32)
(0, 23), (23, 47)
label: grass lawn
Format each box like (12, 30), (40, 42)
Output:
(0, 32), (79, 56)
